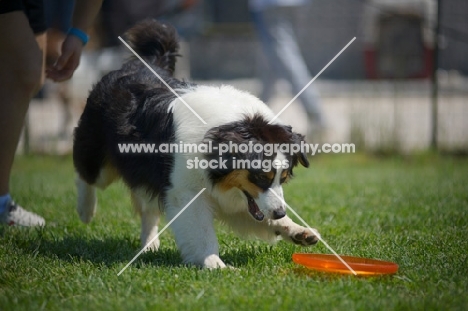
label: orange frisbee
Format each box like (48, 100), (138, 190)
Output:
(292, 253), (398, 276)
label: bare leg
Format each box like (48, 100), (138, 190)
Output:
(0, 12), (45, 195)
(58, 82), (72, 139)
(0, 12), (47, 226)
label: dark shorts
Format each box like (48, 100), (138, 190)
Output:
(0, 0), (47, 34)
(44, 0), (74, 33)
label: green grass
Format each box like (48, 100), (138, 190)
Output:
(1, 154), (467, 310)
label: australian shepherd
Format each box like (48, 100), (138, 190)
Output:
(73, 20), (319, 268)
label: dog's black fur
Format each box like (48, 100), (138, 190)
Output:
(73, 20), (193, 199)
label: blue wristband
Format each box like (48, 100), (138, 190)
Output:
(68, 27), (89, 46)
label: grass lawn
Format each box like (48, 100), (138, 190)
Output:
(1, 154), (467, 310)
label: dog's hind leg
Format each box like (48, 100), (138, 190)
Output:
(76, 176), (97, 223)
(75, 165), (119, 223)
(132, 189), (161, 252)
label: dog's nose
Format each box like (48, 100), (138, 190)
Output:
(272, 208), (286, 219)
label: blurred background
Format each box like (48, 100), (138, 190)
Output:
(21, 0), (468, 155)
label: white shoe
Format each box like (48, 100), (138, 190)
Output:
(0, 200), (45, 227)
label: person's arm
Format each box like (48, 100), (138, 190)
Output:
(46, 0), (103, 82)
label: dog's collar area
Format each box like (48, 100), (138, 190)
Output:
(243, 190), (264, 221)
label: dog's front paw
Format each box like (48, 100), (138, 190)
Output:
(203, 254), (227, 269)
(290, 228), (320, 246)
(142, 238), (160, 252)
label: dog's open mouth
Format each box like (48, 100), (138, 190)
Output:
(243, 191), (264, 221)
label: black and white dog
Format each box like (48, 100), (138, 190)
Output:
(73, 20), (319, 268)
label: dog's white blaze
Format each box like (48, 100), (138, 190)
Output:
(257, 153), (287, 218)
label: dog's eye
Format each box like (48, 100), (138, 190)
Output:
(280, 171), (290, 184)
(256, 174), (271, 184)
(249, 173), (273, 190)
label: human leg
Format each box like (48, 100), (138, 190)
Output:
(254, 7), (324, 126)
(0, 11), (46, 225)
(258, 54), (278, 103)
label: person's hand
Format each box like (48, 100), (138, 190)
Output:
(46, 34), (84, 82)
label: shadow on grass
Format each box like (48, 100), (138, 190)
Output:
(40, 237), (268, 269)
(48, 236), (184, 267)
(220, 247), (258, 267)
(8, 233), (183, 268)
(7, 230), (264, 269)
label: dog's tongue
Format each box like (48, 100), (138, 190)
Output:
(245, 192), (264, 221)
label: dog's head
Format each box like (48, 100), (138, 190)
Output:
(204, 114), (309, 221)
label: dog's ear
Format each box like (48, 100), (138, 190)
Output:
(292, 132), (309, 168)
(298, 149), (309, 168)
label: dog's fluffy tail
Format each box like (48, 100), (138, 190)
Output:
(125, 19), (179, 75)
